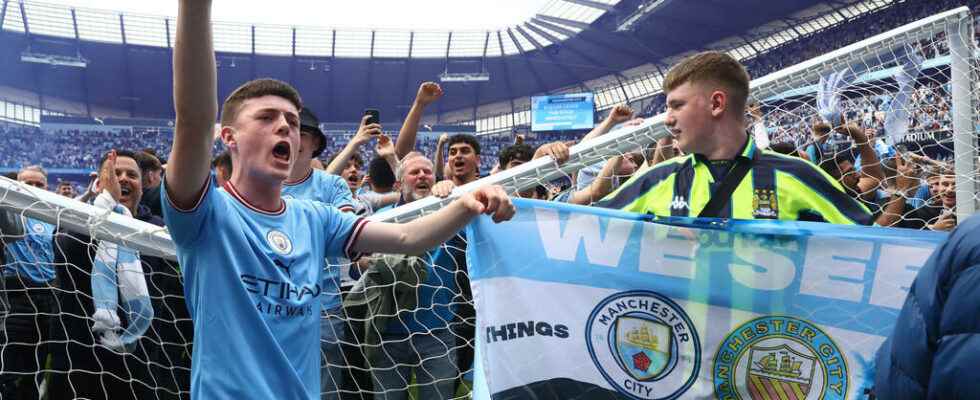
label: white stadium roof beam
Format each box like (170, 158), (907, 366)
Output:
(559, 0), (616, 12)
(516, 24), (591, 92)
(505, 27), (549, 95)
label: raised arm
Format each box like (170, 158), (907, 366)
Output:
(841, 124), (884, 198)
(353, 186), (514, 255)
(566, 156), (624, 205)
(749, 103), (770, 150)
(166, 0), (218, 208)
(326, 115), (381, 175)
(395, 82), (443, 159)
(434, 133), (448, 180)
(580, 105), (634, 143)
(650, 136), (677, 166)
(167, 0), (218, 209)
(875, 155), (919, 227)
(375, 134), (400, 175)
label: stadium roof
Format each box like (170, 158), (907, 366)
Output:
(0, 0), (896, 128)
(1, 0), (621, 57)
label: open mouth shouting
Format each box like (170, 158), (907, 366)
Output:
(272, 141), (292, 166)
(452, 160), (467, 172)
(119, 184), (133, 202)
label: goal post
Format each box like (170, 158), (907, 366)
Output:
(373, 6), (977, 224)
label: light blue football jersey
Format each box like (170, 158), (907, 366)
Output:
(281, 169), (355, 211)
(162, 180), (367, 400)
(282, 169), (357, 308)
(3, 217), (55, 283)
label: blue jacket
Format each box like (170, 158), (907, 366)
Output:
(875, 214), (980, 399)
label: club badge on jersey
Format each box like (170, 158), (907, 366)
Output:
(752, 188), (779, 219)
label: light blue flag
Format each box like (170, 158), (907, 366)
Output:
(466, 199), (946, 400)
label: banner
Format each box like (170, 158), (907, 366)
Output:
(466, 199), (946, 400)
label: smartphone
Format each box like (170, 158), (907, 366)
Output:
(364, 109), (380, 125)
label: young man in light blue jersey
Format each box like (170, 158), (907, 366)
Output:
(0, 166), (54, 399)
(165, 2), (515, 400)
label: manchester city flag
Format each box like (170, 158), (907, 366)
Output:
(465, 199), (946, 400)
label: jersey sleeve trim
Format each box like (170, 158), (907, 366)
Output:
(343, 218), (369, 262)
(163, 177), (210, 214)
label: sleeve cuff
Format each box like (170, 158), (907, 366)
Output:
(343, 218), (370, 262)
(164, 177), (210, 213)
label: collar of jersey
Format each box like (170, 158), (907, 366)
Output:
(222, 181), (286, 215)
(283, 168), (314, 186)
(692, 134), (757, 166)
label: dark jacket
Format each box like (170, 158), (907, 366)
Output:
(0, 209), (24, 265)
(50, 205), (172, 399)
(344, 253), (427, 362)
(874, 214), (980, 399)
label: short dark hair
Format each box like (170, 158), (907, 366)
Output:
(368, 157), (396, 191)
(769, 142), (798, 156)
(97, 149), (141, 172)
(820, 153), (855, 180)
(3, 172), (16, 180)
(136, 151), (163, 173)
(663, 51), (750, 116)
(212, 151), (233, 173)
(220, 78), (303, 127)
(812, 122), (832, 135)
(498, 144), (535, 169)
(447, 134), (481, 155)
(326, 152), (363, 170)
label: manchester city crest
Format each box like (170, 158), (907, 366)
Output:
(586, 290), (700, 400)
(752, 188), (778, 218)
(266, 229), (293, 255)
(713, 316), (848, 400)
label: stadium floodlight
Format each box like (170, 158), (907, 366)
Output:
(439, 71), (491, 82)
(20, 51), (88, 68)
(616, 0), (668, 32)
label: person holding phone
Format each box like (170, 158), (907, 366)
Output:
(326, 113), (383, 177)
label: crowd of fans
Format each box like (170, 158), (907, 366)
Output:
(765, 79), (954, 153)
(0, 3), (978, 399)
(0, 125), (173, 170)
(740, 0), (978, 77)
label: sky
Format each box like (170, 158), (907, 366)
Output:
(40, 0), (554, 31)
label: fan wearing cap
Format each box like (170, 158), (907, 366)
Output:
(283, 108), (356, 212)
(281, 107), (362, 397)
